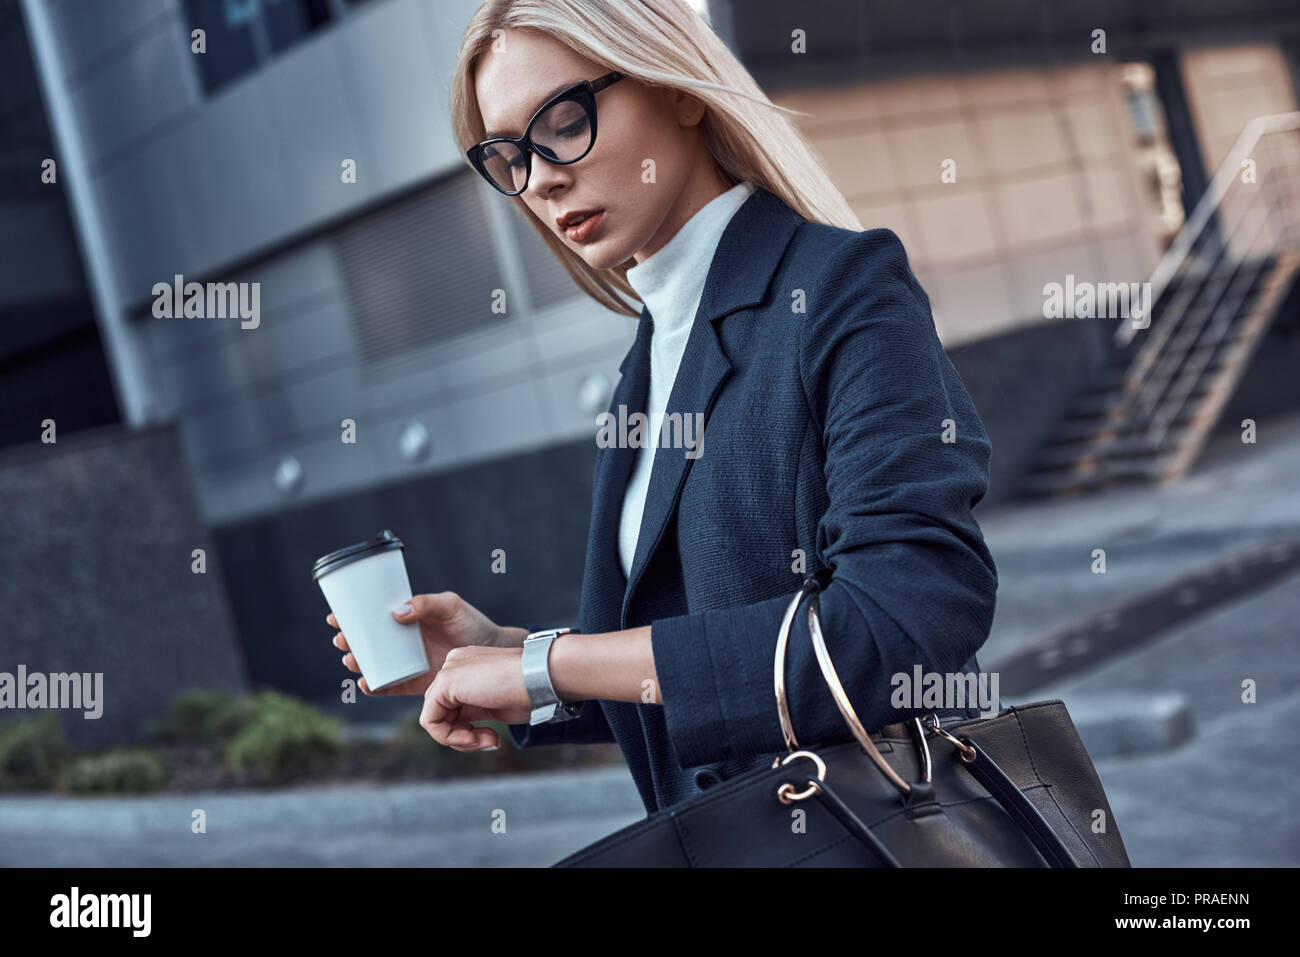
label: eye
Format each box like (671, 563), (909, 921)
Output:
(557, 117), (590, 139)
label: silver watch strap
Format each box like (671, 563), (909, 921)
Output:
(522, 628), (581, 724)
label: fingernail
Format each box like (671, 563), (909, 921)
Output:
(481, 745), (499, 751)
(395, 603), (412, 616)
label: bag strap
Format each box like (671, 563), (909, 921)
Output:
(811, 777), (902, 867)
(952, 736), (1081, 868)
(804, 756), (1081, 866)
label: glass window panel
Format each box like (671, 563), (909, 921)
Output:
(263, 0), (332, 55)
(184, 0), (259, 94)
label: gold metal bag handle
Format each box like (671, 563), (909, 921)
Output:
(772, 580), (922, 797)
(771, 586), (806, 753)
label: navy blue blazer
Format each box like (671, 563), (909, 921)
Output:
(509, 186), (998, 815)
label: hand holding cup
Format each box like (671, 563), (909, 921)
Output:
(329, 591), (516, 696)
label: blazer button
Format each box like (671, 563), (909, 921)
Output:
(694, 768), (722, 790)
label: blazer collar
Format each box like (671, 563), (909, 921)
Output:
(582, 186), (806, 632)
(619, 186), (803, 372)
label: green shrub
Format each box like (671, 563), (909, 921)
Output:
(145, 689), (244, 746)
(387, 709), (443, 758)
(58, 749), (166, 795)
(0, 713), (68, 791)
(224, 692), (342, 784)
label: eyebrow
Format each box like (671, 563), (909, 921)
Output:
(483, 79), (581, 139)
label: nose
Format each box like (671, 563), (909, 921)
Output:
(525, 151), (570, 200)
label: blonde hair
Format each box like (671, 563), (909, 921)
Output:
(449, 0), (862, 317)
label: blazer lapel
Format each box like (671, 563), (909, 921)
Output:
(620, 311), (730, 627)
(618, 187), (806, 628)
(578, 309), (652, 634)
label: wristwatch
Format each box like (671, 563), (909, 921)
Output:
(522, 627), (584, 725)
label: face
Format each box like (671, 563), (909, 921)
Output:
(474, 29), (711, 269)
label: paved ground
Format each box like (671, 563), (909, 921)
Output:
(977, 412), (1300, 866)
(978, 409), (1300, 666)
(3, 411), (1298, 867)
(0, 767), (645, 867)
(1032, 567), (1300, 866)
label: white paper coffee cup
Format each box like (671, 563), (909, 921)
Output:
(312, 530), (430, 692)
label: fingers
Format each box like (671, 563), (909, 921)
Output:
(423, 706), (478, 749)
(394, 591), (461, 623)
(326, 616), (384, 696)
(327, 611), (493, 748)
(419, 681), (495, 752)
(329, 622), (356, 669)
(448, 728), (498, 752)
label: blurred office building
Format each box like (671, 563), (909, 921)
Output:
(3, 0), (1299, 710)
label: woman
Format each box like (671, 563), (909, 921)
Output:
(328, 0), (999, 815)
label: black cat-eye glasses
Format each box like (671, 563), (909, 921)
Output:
(467, 71), (626, 195)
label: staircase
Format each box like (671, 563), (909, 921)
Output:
(1020, 112), (1300, 499)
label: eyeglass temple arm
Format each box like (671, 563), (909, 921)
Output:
(589, 72), (624, 92)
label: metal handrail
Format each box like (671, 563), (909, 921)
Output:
(1092, 111), (1300, 480)
(1114, 111), (1300, 349)
(1146, 209), (1274, 448)
(1130, 183), (1272, 422)
(1089, 173), (1264, 466)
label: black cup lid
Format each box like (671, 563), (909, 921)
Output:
(312, 529), (404, 582)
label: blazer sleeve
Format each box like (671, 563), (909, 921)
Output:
(506, 700), (617, 748)
(648, 228), (998, 769)
(506, 624), (617, 748)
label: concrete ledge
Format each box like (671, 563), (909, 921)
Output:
(991, 539), (1300, 693)
(0, 766), (643, 839)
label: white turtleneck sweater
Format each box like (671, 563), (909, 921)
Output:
(618, 180), (756, 579)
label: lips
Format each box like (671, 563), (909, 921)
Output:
(561, 209), (604, 244)
(557, 208), (602, 229)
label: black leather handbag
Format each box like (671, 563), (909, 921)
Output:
(555, 578), (1132, 867)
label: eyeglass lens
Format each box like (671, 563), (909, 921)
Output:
(479, 96), (593, 193)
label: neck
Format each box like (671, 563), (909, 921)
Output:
(633, 162), (734, 264)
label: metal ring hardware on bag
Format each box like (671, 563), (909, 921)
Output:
(770, 579), (932, 801)
(911, 715), (933, 782)
(806, 588), (928, 795)
(764, 580), (1083, 868)
(774, 750), (826, 804)
(923, 711), (976, 762)
(771, 585), (804, 755)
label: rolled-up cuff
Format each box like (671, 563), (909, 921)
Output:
(649, 612), (732, 768)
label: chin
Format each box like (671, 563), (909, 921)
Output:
(582, 246), (626, 271)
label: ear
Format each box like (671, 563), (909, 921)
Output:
(671, 88), (708, 128)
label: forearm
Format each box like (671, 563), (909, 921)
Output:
(546, 627), (658, 705)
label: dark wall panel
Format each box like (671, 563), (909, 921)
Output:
(0, 423), (249, 747)
(947, 318), (1112, 510)
(0, 309), (121, 450)
(212, 438), (597, 703)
